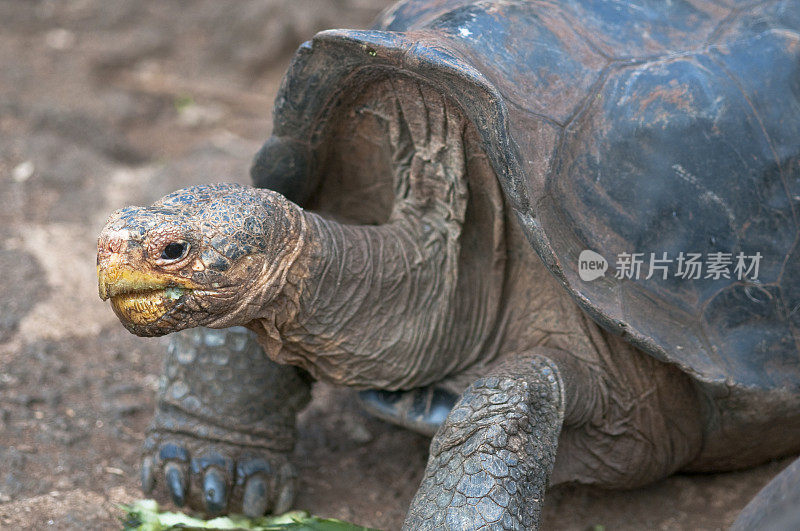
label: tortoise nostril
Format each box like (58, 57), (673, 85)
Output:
(161, 241), (188, 261)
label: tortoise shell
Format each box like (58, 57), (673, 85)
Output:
(252, 0), (800, 392)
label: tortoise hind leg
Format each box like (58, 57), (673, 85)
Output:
(403, 353), (565, 530)
(357, 387), (458, 437)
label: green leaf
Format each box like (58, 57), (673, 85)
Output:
(120, 500), (380, 531)
(174, 94), (195, 112)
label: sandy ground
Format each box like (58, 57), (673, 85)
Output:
(0, 1), (794, 529)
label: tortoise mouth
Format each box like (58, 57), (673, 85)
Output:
(97, 261), (198, 327)
(109, 286), (188, 326)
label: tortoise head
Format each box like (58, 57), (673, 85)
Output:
(97, 183), (303, 336)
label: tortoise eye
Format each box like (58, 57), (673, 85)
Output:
(161, 241), (188, 261)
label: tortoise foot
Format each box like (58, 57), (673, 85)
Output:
(144, 327), (311, 516)
(358, 387), (457, 437)
(141, 433), (296, 516)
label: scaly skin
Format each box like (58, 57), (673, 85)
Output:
(403, 354), (564, 530)
(98, 78), (706, 526)
(142, 326), (310, 516)
(97, 183), (306, 337)
(98, 182), (706, 525)
(98, 180), (494, 389)
(97, 176), (502, 516)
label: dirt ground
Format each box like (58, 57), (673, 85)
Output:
(0, 1), (794, 529)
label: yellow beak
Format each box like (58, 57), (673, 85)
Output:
(97, 256), (198, 326)
(98, 255), (197, 300)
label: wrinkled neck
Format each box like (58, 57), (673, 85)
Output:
(254, 207), (488, 391)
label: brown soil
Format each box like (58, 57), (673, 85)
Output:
(0, 1), (792, 529)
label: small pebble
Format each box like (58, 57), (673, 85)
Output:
(44, 29), (75, 50)
(12, 161), (34, 182)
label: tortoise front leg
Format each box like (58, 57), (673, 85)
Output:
(142, 327), (311, 516)
(404, 353), (565, 530)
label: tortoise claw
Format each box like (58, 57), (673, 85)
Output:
(141, 456), (155, 494)
(242, 476), (269, 517)
(164, 462), (187, 507)
(237, 456), (278, 516)
(273, 461), (297, 515)
(203, 468), (228, 515)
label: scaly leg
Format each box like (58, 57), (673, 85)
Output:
(403, 353), (564, 530)
(141, 326), (311, 516)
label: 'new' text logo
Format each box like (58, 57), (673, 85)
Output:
(578, 250), (608, 281)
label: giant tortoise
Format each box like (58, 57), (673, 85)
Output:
(96, 0), (800, 528)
